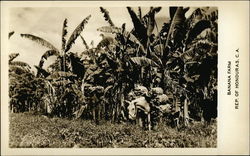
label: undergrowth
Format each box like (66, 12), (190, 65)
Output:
(9, 112), (217, 148)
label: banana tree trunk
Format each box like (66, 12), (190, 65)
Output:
(11, 105), (13, 113)
(148, 66), (153, 88)
(28, 100), (31, 112)
(111, 94), (117, 123)
(112, 104), (116, 123)
(117, 86), (125, 122)
(160, 68), (165, 90)
(141, 67), (144, 84)
(183, 98), (189, 127)
(114, 86), (122, 123)
(175, 96), (179, 112)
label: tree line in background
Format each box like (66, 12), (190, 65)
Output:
(9, 7), (218, 127)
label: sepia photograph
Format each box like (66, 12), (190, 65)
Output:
(1, 1), (249, 155)
(8, 6), (218, 148)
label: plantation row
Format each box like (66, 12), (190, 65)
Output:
(9, 7), (218, 128)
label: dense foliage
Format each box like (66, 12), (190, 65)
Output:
(9, 7), (218, 129)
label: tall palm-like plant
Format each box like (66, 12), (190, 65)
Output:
(96, 7), (163, 122)
(97, 7), (218, 126)
(126, 7), (217, 126)
(159, 7), (218, 126)
(9, 52), (45, 113)
(21, 15), (91, 75)
(95, 7), (145, 122)
(98, 7), (162, 86)
(20, 15), (91, 117)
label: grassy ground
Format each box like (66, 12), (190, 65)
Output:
(9, 112), (217, 148)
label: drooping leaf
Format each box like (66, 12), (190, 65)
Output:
(9, 53), (19, 63)
(159, 22), (170, 37)
(100, 7), (115, 26)
(208, 44), (218, 56)
(203, 7), (218, 21)
(153, 44), (162, 55)
(152, 7), (162, 14)
(184, 61), (200, 76)
(185, 20), (211, 45)
(20, 34), (59, 52)
(73, 105), (87, 119)
(196, 55), (217, 87)
(47, 59), (61, 71)
(154, 22), (170, 48)
(9, 65), (29, 74)
(65, 15), (91, 52)
(147, 8), (156, 37)
(141, 7), (161, 25)
(51, 79), (72, 86)
(86, 68), (103, 81)
(143, 7), (162, 37)
(90, 40), (94, 48)
(47, 71), (76, 80)
(72, 83), (85, 102)
(130, 56), (159, 67)
(62, 18), (68, 52)
(96, 36), (115, 50)
(10, 61), (31, 68)
(69, 52), (85, 79)
(80, 35), (89, 50)
(34, 65), (50, 78)
(38, 59), (45, 69)
(97, 26), (121, 34)
(125, 32), (146, 54)
(186, 8), (204, 27)
(41, 50), (60, 60)
(39, 50), (60, 68)
(127, 7), (147, 47)
(121, 23), (126, 34)
(149, 50), (163, 66)
(195, 28), (212, 39)
(169, 7), (178, 20)
(104, 85), (113, 96)
(9, 31), (15, 39)
(191, 38), (217, 54)
(138, 7), (142, 20)
(186, 7), (217, 28)
(180, 47), (195, 62)
(165, 7), (189, 48)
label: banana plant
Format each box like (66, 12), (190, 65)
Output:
(21, 15), (91, 77)
(95, 7), (143, 122)
(20, 15), (91, 117)
(9, 52), (46, 113)
(160, 7), (218, 126)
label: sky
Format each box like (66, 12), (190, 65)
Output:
(9, 7), (194, 72)
(9, 7), (170, 71)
